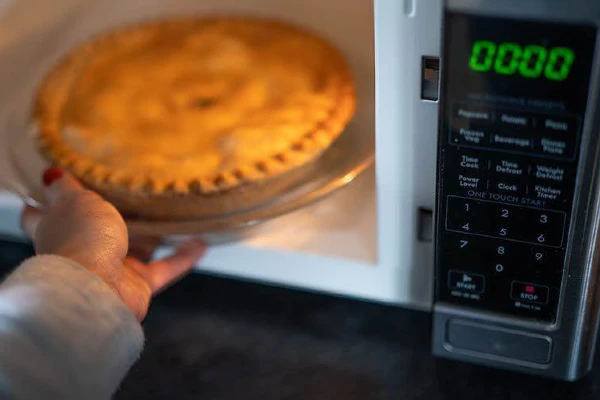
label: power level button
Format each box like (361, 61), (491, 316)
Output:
(511, 281), (549, 305)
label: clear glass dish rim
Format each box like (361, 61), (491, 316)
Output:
(8, 116), (375, 237)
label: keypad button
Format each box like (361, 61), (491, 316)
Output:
(494, 263), (505, 273)
(532, 249), (546, 263)
(497, 111), (532, 129)
(532, 230), (561, 247)
(457, 152), (486, 174)
(453, 105), (493, 125)
(492, 157), (526, 178)
(531, 183), (563, 202)
(490, 177), (523, 194)
(511, 281), (549, 305)
(495, 243), (508, 257)
(448, 270), (486, 293)
(532, 163), (565, 183)
(441, 234), (488, 273)
(526, 247), (563, 266)
(534, 135), (574, 159)
(541, 115), (578, 135)
(450, 124), (488, 146)
(496, 204), (513, 220)
(457, 173), (485, 191)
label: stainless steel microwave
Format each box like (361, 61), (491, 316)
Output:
(0, 0), (599, 382)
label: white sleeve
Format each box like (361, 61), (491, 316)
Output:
(0, 255), (144, 400)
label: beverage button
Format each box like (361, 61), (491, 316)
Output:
(448, 270), (485, 293)
(490, 132), (533, 152)
(510, 281), (549, 305)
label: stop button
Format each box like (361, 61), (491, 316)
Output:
(511, 281), (549, 305)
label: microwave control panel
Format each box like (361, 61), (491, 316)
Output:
(435, 13), (596, 322)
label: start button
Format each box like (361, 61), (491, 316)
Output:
(448, 270), (485, 293)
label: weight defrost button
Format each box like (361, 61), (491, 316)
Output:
(533, 164), (565, 182)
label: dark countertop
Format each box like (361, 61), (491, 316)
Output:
(1, 239), (600, 399)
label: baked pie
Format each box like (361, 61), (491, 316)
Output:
(33, 17), (356, 219)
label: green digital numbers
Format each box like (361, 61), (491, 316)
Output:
(544, 47), (575, 81)
(519, 45), (548, 78)
(469, 41), (496, 72)
(468, 40), (575, 81)
(494, 43), (522, 75)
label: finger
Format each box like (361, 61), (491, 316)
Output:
(128, 235), (162, 263)
(123, 256), (145, 271)
(42, 167), (85, 206)
(20, 205), (44, 240)
(139, 240), (207, 294)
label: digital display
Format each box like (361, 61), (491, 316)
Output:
(469, 41), (575, 81)
(435, 12), (596, 323)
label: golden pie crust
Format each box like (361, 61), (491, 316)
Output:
(32, 17), (356, 220)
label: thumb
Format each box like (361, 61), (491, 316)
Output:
(42, 167), (85, 206)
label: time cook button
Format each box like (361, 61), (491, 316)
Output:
(459, 154), (484, 171)
(510, 281), (549, 305)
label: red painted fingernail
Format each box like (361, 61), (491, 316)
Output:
(42, 167), (63, 186)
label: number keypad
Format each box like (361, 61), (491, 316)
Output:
(446, 196), (566, 247)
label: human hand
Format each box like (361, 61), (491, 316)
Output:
(20, 167), (206, 321)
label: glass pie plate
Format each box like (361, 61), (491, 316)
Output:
(6, 107), (374, 243)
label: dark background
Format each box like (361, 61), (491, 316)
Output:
(1, 238), (600, 399)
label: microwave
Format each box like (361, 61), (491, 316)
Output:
(0, 0), (599, 382)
